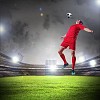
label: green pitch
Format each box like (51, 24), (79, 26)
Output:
(0, 76), (100, 100)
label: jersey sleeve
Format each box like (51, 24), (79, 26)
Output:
(78, 24), (86, 30)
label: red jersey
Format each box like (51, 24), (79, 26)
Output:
(65, 24), (86, 39)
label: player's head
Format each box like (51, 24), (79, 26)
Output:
(76, 20), (83, 24)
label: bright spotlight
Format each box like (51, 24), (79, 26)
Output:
(40, 13), (44, 16)
(12, 56), (19, 63)
(49, 65), (57, 72)
(0, 25), (4, 33)
(96, 0), (100, 5)
(79, 56), (85, 63)
(89, 60), (96, 67)
(45, 60), (57, 71)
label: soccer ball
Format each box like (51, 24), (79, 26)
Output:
(66, 13), (72, 18)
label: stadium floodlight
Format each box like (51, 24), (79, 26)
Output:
(0, 25), (4, 33)
(89, 60), (96, 67)
(40, 13), (44, 16)
(45, 59), (57, 72)
(12, 56), (19, 63)
(79, 56), (85, 63)
(96, 0), (100, 5)
(49, 65), (57, 72)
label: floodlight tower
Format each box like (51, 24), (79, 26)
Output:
(89, 60), (96, 67)
(12, 56), (20, 63)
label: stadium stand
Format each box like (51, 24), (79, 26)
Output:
(0, 52), (100, 77)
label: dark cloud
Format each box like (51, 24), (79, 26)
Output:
(52, 14), (64, 25)
(0, 0), (19, 10)
(0, 20), (29, 55)
(32, 32), (40, 42)
(43, 14), (50, 30)
(75, 0), (87, 5)
(0, 0), (100, 64)
(11, 21), (29, 45)
(42, 0), (63, 3)
(50, 0), (63, 3)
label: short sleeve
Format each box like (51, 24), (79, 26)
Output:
(78, 24), (86, 30)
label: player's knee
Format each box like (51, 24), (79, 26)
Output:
(58, 50), (62, 55)
(71, 51), (75, 57)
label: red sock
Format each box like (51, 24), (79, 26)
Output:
(72, 56), (76, 70)
(60, 54), (67, 64)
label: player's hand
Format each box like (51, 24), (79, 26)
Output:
(91, 30), (93, 33)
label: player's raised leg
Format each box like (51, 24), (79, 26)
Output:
(58, 46), (69, 68)
(71, 50), (76, 75)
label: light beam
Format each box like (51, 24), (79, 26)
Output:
(89, 60), (96, 67)
(12, 56), (19, 63)
(96, 0), (100, 5)
(79, 56), (85, 63)
(0, 25), (4, 33)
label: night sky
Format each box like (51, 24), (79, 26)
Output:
(0, 0), (100, 64)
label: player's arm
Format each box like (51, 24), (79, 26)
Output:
(84, 28), (93, 33)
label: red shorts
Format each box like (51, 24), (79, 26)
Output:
(60, 37), (76, 50)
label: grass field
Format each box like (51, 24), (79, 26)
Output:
(0, 76), (100, 100)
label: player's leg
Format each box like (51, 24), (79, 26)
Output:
(71, 50), (76, 75)
(58, 46), (69, 68)
(69, 38), (76, 75)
